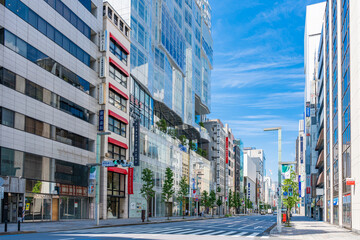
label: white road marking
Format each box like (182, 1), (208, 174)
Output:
(261, 236), (269, 239)
(246, 232), (260, 238)
(219, 231), (237, 236)
(231, 232), (248, 237)
(208, 230), (226, 235)
(192, 230), (216, 235)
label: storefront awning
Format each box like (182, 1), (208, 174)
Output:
(108, 167), (128, 175)
(315, 150), (324, 169)
(315, 128), (324, 151)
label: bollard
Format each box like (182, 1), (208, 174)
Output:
(4, 220), (7, 232)
(18, 220), (20, 232)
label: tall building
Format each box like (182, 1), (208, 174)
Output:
(234, 138), (244, 211)
(308, 0), (360, 232)
(244, 153), (257, 212)
(304, 1), (326, 218)
(0, 0), (103, 222)
(297, 119), (306, 216)
(106, 0), (213, 218)
(243, 147), (266, 203)
(99, 2), (131, 219)
(204, 119), (226, 214)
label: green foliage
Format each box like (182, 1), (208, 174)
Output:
(162, 167), (175, 219)
(233, 192), (241, 210)
(156, 119), (167, 133)
(32, 181), (42, 193)
(225, 213), (232, 217)
(201, 190), (212, 211)
(245, 198), (253, 209)
(199, 122), (205, 128)
(209, 190), (216, 216)
(217, 187), (221, 193)
(179, 135), (187, 146)
(189, 140), (196, 151)
(196, 148), (207, 158)
(216, 197), (223, 207)
(177, 177), (189, 218)
(228, 189), (233, 209)
(140, 168), (155, 221)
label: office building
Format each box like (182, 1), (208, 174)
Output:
(0, 0), (103, 222)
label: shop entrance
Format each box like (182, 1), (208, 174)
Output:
(24, 194), (52, 221)
(1, 193), (24, 223)
(107, 171), (126, 219)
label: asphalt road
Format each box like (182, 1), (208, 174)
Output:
(1, 215), (276, 240)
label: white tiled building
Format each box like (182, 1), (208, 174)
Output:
(0, 0), (102, 222)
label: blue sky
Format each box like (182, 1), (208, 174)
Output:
(209, 0), (325, 181)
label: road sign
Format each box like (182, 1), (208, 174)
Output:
(0, 178), (4, 187)
(346, 178), (355, 186)
(283, 191), (288, 198)
(102, 161), (116, 167)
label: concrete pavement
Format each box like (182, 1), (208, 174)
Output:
(271, 215), (360, 240)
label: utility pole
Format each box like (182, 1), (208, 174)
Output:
(264, 127), (282, 233)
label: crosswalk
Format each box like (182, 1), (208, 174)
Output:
(59, 227), (270, 238)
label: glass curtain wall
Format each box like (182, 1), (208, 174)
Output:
(341, 0), (351, 227)
(331, 0), (339, 225)
(325, 2), (331, 222)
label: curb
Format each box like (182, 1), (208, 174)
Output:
(0, 216), (226, 236)
(264, 223), (277, 235)
(0, 231), (36, 236)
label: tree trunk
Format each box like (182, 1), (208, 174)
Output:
(147, 198), (150, 222)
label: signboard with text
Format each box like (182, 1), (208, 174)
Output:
(225, 137), (229, 164)
(128, 168), (134, 194)
(133, 119), (140, 166)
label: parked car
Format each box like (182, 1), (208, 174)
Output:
(260, 210), (266, 215)
(273, 210), (277, 215)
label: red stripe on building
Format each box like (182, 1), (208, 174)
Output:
(109, 33), (130, 55)
(108, 167), (128, 175)
(109, 57), (129, 77)
(108, 110), (128, 125)
(108, 137), (128, 149)
(109, 83), (129, 100)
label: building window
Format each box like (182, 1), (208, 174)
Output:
(1, 29), (91, 94)
(108, 143), (126, 161)
(109, 65), (127, 88)
(108, 116), (126, 137)
(4, 0), (91, 66)
(108, 7), (113, 19)
(114, 14), (118, 26)
(0, 107), (14, 127)
(109, 90), (127, 113)
(119, 21), (124, 32)
(107, 171), (126, 197)
(109, 39), (128, 65)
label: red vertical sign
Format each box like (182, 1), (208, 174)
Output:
(225, 137), (229, 164)
(128, 167), (134, 194)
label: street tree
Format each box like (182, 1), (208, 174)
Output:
(140, 168), (155, 222)
(216, 197), (223, 215)
(234, 192), (241, 214)
(209, 190), (216, 217)
(162, 167), (175, 220)
(201, 190), (210, 216)
(177, 176), (189, 219)
(228, 189), (233, 215)
(282, 168), (300, 225)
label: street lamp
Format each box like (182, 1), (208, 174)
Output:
(264, 127), (282, 233)
(95, 131), (111, 226)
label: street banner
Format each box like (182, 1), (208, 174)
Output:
(128, 167), (134, 194)
(89, 167), (96, 180)
(281, 164), (291, 179)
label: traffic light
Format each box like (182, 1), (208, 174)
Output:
(113, 159), (126, 166)
(288, 187), (293, 197)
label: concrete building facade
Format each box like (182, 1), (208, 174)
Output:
(0, 0), (103, 222)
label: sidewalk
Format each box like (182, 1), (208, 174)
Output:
(0, 215), (224, 235)
(271, 215), (360, 240)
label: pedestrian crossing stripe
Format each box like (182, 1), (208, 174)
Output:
(192, 230), (215, 235)
(246, 232), (260, 237)
(231, 232), (248, 237)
